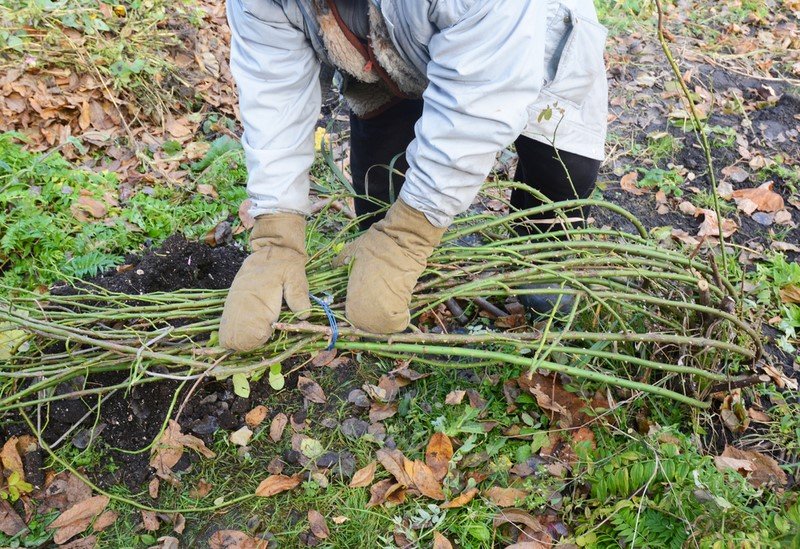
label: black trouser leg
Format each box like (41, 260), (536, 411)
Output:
(511, 136), (601, 236)
(349, 99), (424, 231)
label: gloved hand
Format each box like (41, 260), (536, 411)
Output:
(219, 213), (311, 351)
(333, 199), (445, 333)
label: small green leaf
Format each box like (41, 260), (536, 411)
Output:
(537, 106), (553, 123)
(269, 363), (285, 391)
(299, 437), (324, 459)
(162, 140), (182, 155)
(530, 431), (550, 454)
(232, 373), (250, 398)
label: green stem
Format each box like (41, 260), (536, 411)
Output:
(331, 341), (709, 408)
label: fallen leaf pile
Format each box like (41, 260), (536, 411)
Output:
(0, 0), (237, 183)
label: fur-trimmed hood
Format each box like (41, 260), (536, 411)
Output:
(311, 0), (427, 117)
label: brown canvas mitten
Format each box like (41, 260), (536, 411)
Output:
(333, 199), (445, 333)
(219, 213), (311, 351)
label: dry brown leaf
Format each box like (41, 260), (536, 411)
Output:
(466, 389), (487, 409)
(518, 372), (607, 428)
(369, 402), (398, 423)
(573, 426), (596, 450)
(748, 409), (771, 423)
(721, 165), (749, 183)
(48, 495), (109, 544)
(208, 530), (268, 549)
(172, 513), (186, 535)
(714, 455), (754, 474)
(620, 172), (645, 195)
(269, 413), (288, 442)
(671, 229), (701, 247)
(441, 487), (479, 509)
(197, 183), (218, 198)
(1, 437), (24, 479)
(366, 479), (406, 508)
(376, 448), (413, 487)
(245, 405), (268, 428)
(349, 461), (377, 488)
(774, 210), (794, 226)
(238, 199), (255, 230)
(308, 510), (330, 539)
(165, 118), (192, 139)
(312, 349), (337, 367)
(377, 375), (401, 401)
(189, 479), (213, 499)
(493, 508), (546, 534)
(78, 100), (92, 130)
(0, 500), (26, 536)
(717, 181), (734, 200)
(719, 446), (787, 487)
(411, 460), (445, 500)
(148, 477), (160, 499)
(60, 535), (98, 548)
(721, 391), (750, 434)
(505, 542), (549, 549)
(390, 364), (429, 384)
(154, 536), (180, 549)
(678, 201), (698, 215)
(696, 208), (738, 238)
(71, 194), (107, 221)
(425, 432), (453, 482)
(433, 531), (454, 549)
(141, 510), (159, 531)
(297, 376), (327, 404)
(780, 285), (800, 304)
(761, 363), (798, 391)
(37, 472), (93, 515)
(254, 474), (301, 497)
(150, 420), (215, 478)
(444, 390), (466, 405)
(229, 426), (253, 447)
(485, 486), (529, 507)
(366, 479), (394, 508)
(771, 241), (800, 253)
(732, 181), (785, 213)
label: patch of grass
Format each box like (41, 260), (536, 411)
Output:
(596, 0), (657, 32)
(745, 252), (800, 352)
(637, 166), (685, 197)
(629, 132), (683, 165)
(572, 429), (797, 547)
(755, 155), (800, 196)
(0, 132), (247, 290)
(690, 189), (736, 214)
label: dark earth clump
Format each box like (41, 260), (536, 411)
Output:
(61, 234), (247, 295)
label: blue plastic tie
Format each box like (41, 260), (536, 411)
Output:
(309, 294), (338, 350)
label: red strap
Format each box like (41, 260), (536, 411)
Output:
(323, 0), (409, 99)
(324, 0), (371, 63)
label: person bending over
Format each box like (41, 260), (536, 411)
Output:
(220, 0), (609, 351)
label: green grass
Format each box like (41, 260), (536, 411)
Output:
(0, 132), (247, 290)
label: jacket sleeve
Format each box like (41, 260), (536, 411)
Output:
(227, 0), (321, 218)
(398, 0), (546, 228)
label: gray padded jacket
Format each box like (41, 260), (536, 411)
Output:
(228, 0), (609, 227)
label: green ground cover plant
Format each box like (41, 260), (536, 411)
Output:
(0, 133), (246, 290)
